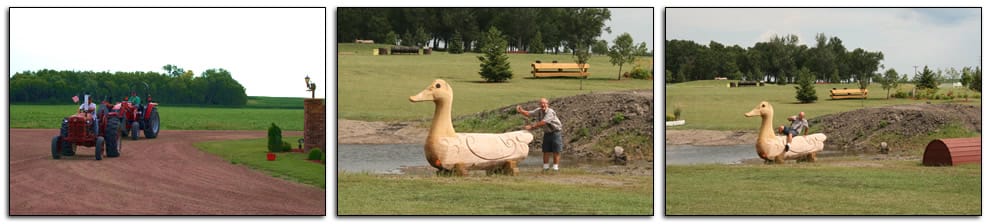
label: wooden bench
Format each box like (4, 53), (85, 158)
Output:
(531, 63), (590, 78)
(355, 39), (375, 44)
(830, 88), (868, 99)
(729, 81), (763, 88)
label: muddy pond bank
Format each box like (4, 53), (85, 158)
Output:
(338, 144), (653, 176)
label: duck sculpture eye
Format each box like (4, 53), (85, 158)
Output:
(436, 83), (441, 88)
(761, 104), (765, 108)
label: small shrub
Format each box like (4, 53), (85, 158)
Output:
(666, 114), (675, 121)
(578, 127), (590, 138)
(629, 65), (651, 79)
(612, 112), (625, 124)
(308, 148), (323, 161)
(281, 141), (293, 151)
(673, 107), (682, 121)
(267, 123), (282, 152)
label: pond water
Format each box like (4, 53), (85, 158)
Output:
(665, 144), (758, 165)
(338, 144), (548, 174)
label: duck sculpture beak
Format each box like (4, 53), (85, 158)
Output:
(744, 108), (760, 117)
(409, 89), (433, 102)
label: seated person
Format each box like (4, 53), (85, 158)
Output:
(78, 94), (98, 134)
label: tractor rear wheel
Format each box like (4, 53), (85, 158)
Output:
(95, 137), (104, 160)
(51, 136), (61, 160)
(144, 107), (159, 138)
(105, 116), (121, 157)
(131, 121), (140, 140)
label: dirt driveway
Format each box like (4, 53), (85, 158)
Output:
(9, 129), (324, 215)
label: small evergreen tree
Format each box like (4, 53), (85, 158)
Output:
(449, 31), (464, 54)
(413, 26), (429, 47)
(529, 31), (544, 54)
(915, 65), (939, 90)
(384, 31), (398, 45)
(794, 67), (818, 103)
(477, 26), (512, 82)
(267, 123), (282, 152)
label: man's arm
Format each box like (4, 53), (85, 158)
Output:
(516, 105), (530, 117)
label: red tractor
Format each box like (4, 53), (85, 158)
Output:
(118, 92), (161, 140)
(51, 100), (122, 160)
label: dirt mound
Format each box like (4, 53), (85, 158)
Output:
(458, 90), (654, 160)
(813, 103), (981, 153)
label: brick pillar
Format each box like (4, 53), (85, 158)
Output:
(304, 98), (326, 152)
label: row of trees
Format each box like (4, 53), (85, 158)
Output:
(10, 65), (248, 106)
(339, 8), (644, 55)
(796, 65), (981, 103)
(666, 33), (885, 88)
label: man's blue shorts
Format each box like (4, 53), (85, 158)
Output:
(542, 131), (563, 153)
(782, 126), (799, 136)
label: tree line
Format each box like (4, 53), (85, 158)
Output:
(338, 8), (648, 55)
(10, 65), (248, 106)
(666, 33), (887, 88)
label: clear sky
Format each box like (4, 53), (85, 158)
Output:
(667, 8), (981, 79)
(10, 8), (326, 98)
(603, 8), (655, 53)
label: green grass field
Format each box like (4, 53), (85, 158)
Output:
(665, 80), (981, 130)
(338, 171), (653, 215)
(194, 136), (325, 189)
(245, 96), (305, 109)
(666, 160), (981, 215)
(10, 104), (303, 131)
(338, 43), (654, 121)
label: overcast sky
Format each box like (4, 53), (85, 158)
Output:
(667, 8), (981, 79)
(603, 8), (655, 53)
(10, 8), (326, 98)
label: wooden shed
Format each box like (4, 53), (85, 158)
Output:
(922, 138), (981, 166)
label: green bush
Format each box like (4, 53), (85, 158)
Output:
(673, 107), (682, 121)
(308, 148), (323, 161)
(612, 112), (625, 124)
(267, 123), (282, 152)
(666, 114), (675, 121)
(282, 141), (293, 151)
(629, 65), (652, 80)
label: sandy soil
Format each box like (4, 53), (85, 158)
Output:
(337, 119), (426, 144)
(9, 129), (324, 215)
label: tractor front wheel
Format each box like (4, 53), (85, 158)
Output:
(131, 121), (140, 140)
(95, 136), (104, 160)
(51, 136), (61, 160)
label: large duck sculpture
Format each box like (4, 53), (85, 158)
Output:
(744, 101), (827, 164)
(410, 79), (533, 176)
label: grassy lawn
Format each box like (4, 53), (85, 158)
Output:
(666, 160), (981, 215)
(194, 136), (325, 189)
(10, 104), (304, 131)
(665, 80), (981, 130)
(338, 171), (653, 215)
(338, 43), (654, 121)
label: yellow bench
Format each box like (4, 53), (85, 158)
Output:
(531, 62), (590, 78)
(830, 88), (868, 99)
